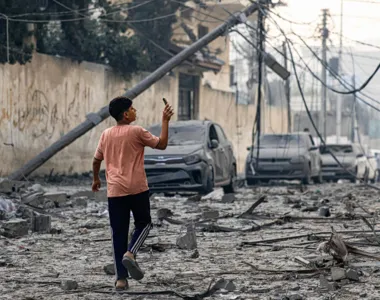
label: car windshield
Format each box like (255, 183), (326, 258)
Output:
(320, 145), (353, 154)
(257, 134), (304, 148)
(147, 124), (205, 145)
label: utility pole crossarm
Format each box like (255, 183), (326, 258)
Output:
(8, 2), (260, 181)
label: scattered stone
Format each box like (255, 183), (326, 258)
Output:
(157, 208), (174, 220)
(346, 268), (360, 281)
(331, 267), (346, 281)
(2, 219), (29, 238)
(94, 190), (107, 202)
(43, 192), (68, 207)
(288, 294), (303, 300)
(50, 228), (63, 234)
(222, 193), (235, 203)
(0, 179), (24, 194)
(310, 195), (319, 201)
(301, 206), (319, 212)
(32, 213), (51, 233)
(73, 197), (88, 207)
(176, 225), (197, 250)
(319, 207), (331, 217)
(360, 292), (367, 298)
(224, 280), (236, 292)
(190, 249), (199, 259)
(30, 184), (44, 193)
(187, 194), (202, 202)
(61, 279), (78, 291)
(71, 190), (94, 199)
(103, 263), (115, 275)
(202, 210), (219, 219)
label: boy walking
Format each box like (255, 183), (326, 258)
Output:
(92, 96), (174, 290)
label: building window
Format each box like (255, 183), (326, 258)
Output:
(198, 25), (209, 38)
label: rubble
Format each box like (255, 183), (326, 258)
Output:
(331, 267), (346, 281)
(1, 218), (29, 238)
(32, 213), (51, 233)
(319, 206), (331, 217)
(0, 179), (24, 194)
(1, 182), (380, 299)
(43, 192), (68, 207)
(176, 224), (197, 250)
(60, 279), (78, 291)
(221, 193), (235, 203)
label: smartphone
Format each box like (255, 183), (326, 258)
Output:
(162, 98), (168, 105)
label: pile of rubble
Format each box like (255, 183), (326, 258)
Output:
(1, 179), (380, 299)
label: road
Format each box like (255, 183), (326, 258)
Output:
(1, 181), (380, 299)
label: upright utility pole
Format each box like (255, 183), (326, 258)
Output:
(254, 6), (265, 166)
(351, 75), (357, 142)
(320, 9), (328, 141)
(9, 2), (261, 181)
(336, 0), (343, 144)
(283, 41), (291, 133)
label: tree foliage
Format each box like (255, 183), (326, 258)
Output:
(0, 0), (188, 76)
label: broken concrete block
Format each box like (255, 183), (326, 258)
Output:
(157, 208), (173, 220)
(43, 192), (68, 207)
(32, 213), (51, 233)
(23, 192), (44, 207)
(319, 207), (331, 217)
(30, 184), (44, 193)
(2, 218), (29, 238)
(176, 225), (197, 250)
(71, 190), (94, 199)
(61, 279), (78, 291)
(222, 193), (235, 203)
(346, 268), (359, 281)
(202, 210), (219, 219)
(320, 275), (338, 291)
(187, 194), (202, 202)
(73, 197), (88, 207)
(288, 294), (303, 300)
(103, 263), (115, 275)
(0, 179), (24, 194)
(331, 267), (346, 281)
(190, 249), (199, 259)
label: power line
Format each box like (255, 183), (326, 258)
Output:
(330, 31), (380, 51)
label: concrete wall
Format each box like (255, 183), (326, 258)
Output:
(0, 53), (178, 177)
(0, 53), (286, 177)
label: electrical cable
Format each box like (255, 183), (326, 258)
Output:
(265, 7), (380, 190)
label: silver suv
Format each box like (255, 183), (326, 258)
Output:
(245, 132), (322, 185)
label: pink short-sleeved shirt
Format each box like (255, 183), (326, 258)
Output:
(94, 125), (160, 197)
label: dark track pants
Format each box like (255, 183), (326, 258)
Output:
(108, 190), (152, 280)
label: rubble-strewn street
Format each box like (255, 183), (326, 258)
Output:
(2, 179), (380, 299)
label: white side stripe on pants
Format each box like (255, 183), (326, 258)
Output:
(130, 223), (152, 254)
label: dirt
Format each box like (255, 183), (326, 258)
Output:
(1, 181), (380, 299)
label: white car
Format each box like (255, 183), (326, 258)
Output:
(320, 144), (367, 183)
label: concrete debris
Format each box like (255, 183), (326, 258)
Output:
(202, 210), (219, 219)
(103, 263), (115, 275)
(187, 194), (202, 202)
(157, 208), (174, 220)
(0, 179), (24, 194)
(73, 197), (88, 207)
(32, 213), (51, 233)
(30, 184), (45, 193)
(43, 192), (68, 207)
(190, 249), (199, 259)
(221, 193), (235, 203)
(2, 218), (29, 238)
(346, 268), (360, 281)
(71, 190), (94, 199)
(287, 294), (303, 300)
(331, 267), (346, 281)
(176, 225), (197, 250)
(0, 198), (16, 213)
(319, 207), (331, 217)
(22, 192), (44, 207)
(60, 279), (78, 291)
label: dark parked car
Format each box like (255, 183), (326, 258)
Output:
(144, 120), (237, 194)
(245, 132), (322, 185)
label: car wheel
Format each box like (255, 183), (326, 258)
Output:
(223, 166), (237, 194)
(350, 167), (358, 183)
(201, 168), (214, 195)
(302, 164), (311, 185)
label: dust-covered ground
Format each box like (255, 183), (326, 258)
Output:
(1, 180), (380, 300)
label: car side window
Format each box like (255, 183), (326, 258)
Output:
(209, 125), (219, 142)
(215, 125), (227, 144)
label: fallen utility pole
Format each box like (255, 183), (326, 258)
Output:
(9, 2), (260, 181)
